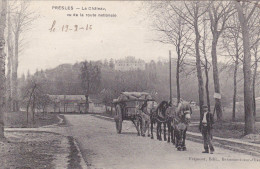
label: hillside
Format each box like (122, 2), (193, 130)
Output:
(19, 59), (259, 109)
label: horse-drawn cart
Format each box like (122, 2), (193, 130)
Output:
(112, 92), (154, 134)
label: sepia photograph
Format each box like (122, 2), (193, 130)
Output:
(0, 0), (260, 168)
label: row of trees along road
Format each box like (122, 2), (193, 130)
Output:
(0, 0), (7, 139)
(0, 0), (37, 138)
(146, 1), (260, 135)
(6, 1), (37, 112)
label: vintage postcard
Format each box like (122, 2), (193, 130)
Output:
(0, 0), (260, 169)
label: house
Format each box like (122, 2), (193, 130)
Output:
(114, 56), (145, 71)
(47, 95), (105, 113)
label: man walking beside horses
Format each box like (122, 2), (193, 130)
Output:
(199, 105), (215, 154)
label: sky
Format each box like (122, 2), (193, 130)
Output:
(15, 1), (173, 76)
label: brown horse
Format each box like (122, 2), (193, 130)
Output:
(165, 106), (176, 143)
(150, 101), (171, 141)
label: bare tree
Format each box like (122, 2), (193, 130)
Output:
(172, 1), (209, 116)
(34, 89), (51, 119)
(80, 61), (101, 112)
(100, 89), (114, 114)
(222, 13), (243, 121)
(22, 72), (51, 124)
(0, 0), (7, 139)
(208, 1), (234, 121)
(6, 1), (14, 112)
(234, 1), (259, 135)
(22, 80), (36, 124)
(248, 7), (260, 119)
(201, 17), (212, 112)
(10, 1), (38, 111)
(252, 40), (259, 118)
(148, 2), (193, 103)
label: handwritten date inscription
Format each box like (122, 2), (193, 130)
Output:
(49, 20), (92, 32)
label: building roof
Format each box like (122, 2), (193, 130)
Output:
(48, 95), (86, 101)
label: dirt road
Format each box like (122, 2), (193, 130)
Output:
(65, 114), (260, 169)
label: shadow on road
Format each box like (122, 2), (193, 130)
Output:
(119, 132), (139, 136)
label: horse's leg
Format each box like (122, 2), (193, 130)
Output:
(144, 120), (146, 134)
(147, 119), (150, 137)
(167, 121), (171, 143)
(182, 128), (187, 151)
(171, 126), (174, 144)
(139, 119), (142, 136)
(141, 117), (145, 137)
(159, 123), (162, 141)
(177, 131), (182, 151)
(173, 128), (176, 145)
(157, 122), (162, 141)
(163, 122), (167, 141)
(133, 119), (140, 136)
(156, 122), (159, 140)
(137, 119), (141, 136)
(151, 118), (154, 139)
(176, 130), (180, 149)
(142, 121), (146, 137)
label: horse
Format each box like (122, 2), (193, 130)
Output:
(150, 101), (171, 141)
(138, 100), (158, 137)
(165, 106), (176, 143)
(172, 101), (192, 151)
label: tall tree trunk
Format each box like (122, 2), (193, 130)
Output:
(194, 19), (204, 117)
(252, 52), (257, 119)
(204, 59), (210, 112)
(85, 94), (89, 113)
(232, 56), (239, 121)
(211, 34), (223, 121)
(0, 0), (7, 139)
(32, 94), (35, 123)
(176, 45), (181, 103)
(202, 26), (210, 112)
(6, 49), (11, 111)
(6, 3), (12, 112)
(26, 84), (36, 124)
(235, 2), (255, 135)
(12, 32), (19, 111)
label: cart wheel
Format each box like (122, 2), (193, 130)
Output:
(115, 104), (122, 134)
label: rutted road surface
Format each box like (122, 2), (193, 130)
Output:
(65, 114), (260, 169)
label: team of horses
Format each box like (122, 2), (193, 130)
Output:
(136, 100), (192, 151)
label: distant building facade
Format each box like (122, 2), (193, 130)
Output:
(115, 56), (145, 71)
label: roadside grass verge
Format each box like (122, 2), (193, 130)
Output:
(0, 131), (69, 169)
(189, 121), (260, 141)
(4, 111), (59, 128)
(189, 105), (260, 141)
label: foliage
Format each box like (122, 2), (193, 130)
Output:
(18, 58), (248, 109)
(80, 61), (101, 95)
